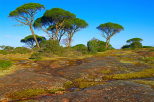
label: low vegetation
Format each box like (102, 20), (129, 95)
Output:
(0, 60), (12, 70)
(104, 68), (154, 80)
(7, 88), (65, 100)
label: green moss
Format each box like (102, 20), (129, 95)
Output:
(104, 68), (154, 80)
(8, 88), (65, 100)
(8, 89), (46, 100)
(77, 81), (105, 88)
(64, 78), (105, 89)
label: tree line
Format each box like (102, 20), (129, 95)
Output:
(9, 3), (124, 49)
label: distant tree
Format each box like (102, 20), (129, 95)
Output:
(9, 3), (45, 48)
(127, 38), (143, 49)
(21, 35), (46, 48)
(130, 42), (142, 49)
(122, 38), (143, 49)
(97, 22), (124, 49)
(33, 8), (76, 42)
(126, 38), (143, 43)
(64, 18), (88, 47)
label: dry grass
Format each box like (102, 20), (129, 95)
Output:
(0, 54), (30, 60)
(0, 65), (19, 77)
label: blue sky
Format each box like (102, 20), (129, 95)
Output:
(0, 0), (154, 48)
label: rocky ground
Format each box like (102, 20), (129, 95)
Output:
(0, 49), (154, 102)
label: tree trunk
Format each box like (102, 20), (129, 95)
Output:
(67, 33), (73, 48)
(105, 38), (110, 49)
(67, 37), (72, 47)
(29, 25), (40, 48)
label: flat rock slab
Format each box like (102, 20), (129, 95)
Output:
(33, 81), (154, 102)
(0, 69), (68, 98)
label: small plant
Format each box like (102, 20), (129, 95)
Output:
(0, 60), (12, 70)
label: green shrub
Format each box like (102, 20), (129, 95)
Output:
(13, 47), (31, 54)
(40, 40), (64, 56)
(72, 44), (88, 54)
(0, 46), (14, 55)
(0, 46), (31, 55)
(3, 46), (14, 51)
(0, 60), (12, 70)
(87, 39), (99, 53)
(87, 38), (109, 53)
(143, 46), (154, 48)
(0, 50), (8, 55)
(121, 45), (130, 49)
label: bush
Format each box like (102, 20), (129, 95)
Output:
(121, 45), (130, 49)
(3, 46), (14, 51)
(143, 46), (154, 48)
(0, 50), (8, 55)
(40, 40), (64, 56)
(0, 46), (14, 55)
(87, 39), (98, 53)
(72, 44), (88, 54)
(0, 46), (31, 55)
(87, 38), (109, 53)
(0, 60), (12, 70)
(97, 41), (108, 52)
(13, 47), (31, 54)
